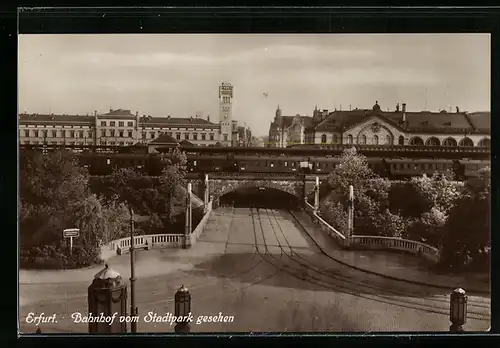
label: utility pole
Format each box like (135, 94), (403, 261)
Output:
(129, 207), (137, 333)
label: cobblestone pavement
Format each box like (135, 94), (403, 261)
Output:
(19, 207), (490, 333)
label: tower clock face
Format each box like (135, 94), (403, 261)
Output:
(223, 106), (230, 111)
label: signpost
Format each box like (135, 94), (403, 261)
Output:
(63, 228), (80, 254)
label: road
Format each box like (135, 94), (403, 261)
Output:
(19, 207), (491, 333)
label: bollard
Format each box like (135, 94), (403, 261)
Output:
(174, 285), (191, 333)
(450, 288), (467, 332)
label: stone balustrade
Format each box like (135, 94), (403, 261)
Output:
(303, 200), (441, 263)
(99, 200), (213, 261)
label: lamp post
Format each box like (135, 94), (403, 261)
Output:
(129, 207), (138, 333)
(174, 285), (191, 333)
(184, 183), (192, 249)
(450, 288), (467, 332)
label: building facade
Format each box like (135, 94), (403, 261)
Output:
(18, 83), (246, 148)
(268, 102), (491, 148)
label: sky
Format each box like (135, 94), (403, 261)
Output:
(18, 34), (490, 136)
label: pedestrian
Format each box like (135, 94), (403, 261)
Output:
(36, 327), (41, 334)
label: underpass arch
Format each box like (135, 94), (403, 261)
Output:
(210, 179), (302, 204)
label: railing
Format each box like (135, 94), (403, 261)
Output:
(303, 200), (441, 263)
(100, 233), (184, 260)
(188, 200), (213, 246)
(349, 235), (440, 263)
(99, 200), (214, 260)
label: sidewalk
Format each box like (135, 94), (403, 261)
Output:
(19, 240), (225, 285)
(294, 210), (490, 294)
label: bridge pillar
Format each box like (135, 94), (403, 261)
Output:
(314, 176), (320, 213)
(204, 174), (209, 212)
(184, 183), (192, 248)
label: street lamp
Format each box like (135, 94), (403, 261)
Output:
(174, 285), (191, 333)
(450, 288), (467, 332)
(129, 207), (138, 333)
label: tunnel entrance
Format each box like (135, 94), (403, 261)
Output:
(219, 187), (300, 209)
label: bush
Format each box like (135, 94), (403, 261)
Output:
(405, 207), (447, 246)
(20, 243), (101, 269)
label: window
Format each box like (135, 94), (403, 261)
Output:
(361, 135), (367, 144)
(193, 133), (198, 140)
(373, 135), (379, 145)
(70, 130), (75, 138)
(321, 134), (327, 144)
(118, 121), (124, 127)
(119, 131), (124, 137)
(51, 130), (57, 137)
(110, 121), (116, 127)
(101, 130), (106, 137)
(386, 135), (392, 145)
(459, 137), (473, 147)
(284, 161), (288, 167)
(128, 130), (133, 138)
(201, 133), (206, 140)
(110, 130), (115, 137)
(478, 138), (491, 148)
(167, 132), (172, 136)
(425, 137), (440, 146)
(88, 131), (93, 138)
(223, 134), (228, 141)
(398, 135), (404, 145)
(150, 131), (155, 139)
(24, 130), (30, 137)
(42, 130), (48, 138)
(347, 135), (353, 144)
(210, 133), (214, 141)
(78, 130), (84, 138)
(409, 137), (424, 146)
(185, 133), (189, 140)
(127, 121), (133, 127)
(101, 121), (106, 126)
(176, 133), (181, 140)
(332, 134), (338, 144)
(61, 130), (66, 137)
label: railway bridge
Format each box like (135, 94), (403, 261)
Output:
(188, 173), (326, 208)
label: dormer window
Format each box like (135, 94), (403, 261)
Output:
(443, 122), (451, 126)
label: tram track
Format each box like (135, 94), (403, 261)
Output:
(257, 208), (489, 321)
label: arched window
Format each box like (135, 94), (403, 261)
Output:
(347, 135), (353, 144)
(459, 137), (473, 147)
(398, 135), (405, 145)
(425, 137), (441, 146)
(443, 137), (457, 147)
(360, 134), (367, 144)
(409, 137), (424, 146)
(386, 135), (393, 145)
(373, 135), (379, 145)
(321, 134), (327, 144)
(332, 134), (338, 144)
(478, 138), (490, 148)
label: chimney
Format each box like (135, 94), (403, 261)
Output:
(396, 103), (400, 112)
(456, 106), (460, 113)
(207, 115), (210, 122)
(402, 103), (406, 113)
(167, 115), (171, 119)
(136, 111), (138, 117)
(94, 110), (97, 116)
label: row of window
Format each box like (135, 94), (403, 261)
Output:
(140, 131), (221, 141)
(101, 130), (134, 138)
(100, 121), (134, 127)
(317, 134), (490, 147)
(21, 130), (93, 138)
(21, 140), (135, 146)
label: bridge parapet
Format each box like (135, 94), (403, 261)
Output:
(303, 201), (441, 263)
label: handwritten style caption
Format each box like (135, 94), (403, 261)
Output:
(71, 311), (234, 325)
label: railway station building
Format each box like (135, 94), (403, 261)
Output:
(268, 102), (490, 149)
(18, 83), (249, 148)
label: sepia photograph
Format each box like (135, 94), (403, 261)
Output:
(18, 33), (491, 334)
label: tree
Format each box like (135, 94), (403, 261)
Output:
(324, 147), (393, 237)
(439, 169), (491, 270)
(19, 150), (90, 247)
(158, 148), (188, 224)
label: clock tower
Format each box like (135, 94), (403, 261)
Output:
(219, 82), (233, 146)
